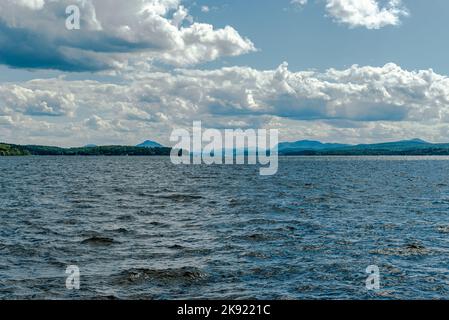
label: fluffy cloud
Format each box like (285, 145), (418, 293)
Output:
(0, 0), (255, 71)
(293, 0), (408, 29)
(0, 84), (76, 117)
(291, 0), (308, 7)
(325, 0), (408, 29)
(144, 62), (447, 124)
(2, 63), (449, 145)
(0, 115), (13, 126)
(16, 0), (45, 10)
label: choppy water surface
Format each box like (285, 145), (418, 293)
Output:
(2, 156), (449, 299)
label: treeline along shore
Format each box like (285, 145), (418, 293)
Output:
(0, 143), (172, 156)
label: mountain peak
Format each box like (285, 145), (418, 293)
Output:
(136, 140), (163, 148)
(278, 140), (350, 151)
(407, 138), (428, 144)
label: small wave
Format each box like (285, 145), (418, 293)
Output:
(115, 267), (207, 285)
(92, 295), (121, 300)
(159, 194), (203, 202)
(298, 244), (326, 252)
(0, 243), (39, 257)
(372, 290), (398, 299)
(240, 233), (273, 242)
(59, 218), (78, 225)
(117, 214), (135, 221)
(371, 242), (431, 257)
(149, 221), (170, 228)
(81, 236), (116, 246)
(240, 251), (268, 259)
(168, 244), (185, 250)
(437, 225), (449, 233)
(228, 198), (247, 207)
(109, 228), (130, 234)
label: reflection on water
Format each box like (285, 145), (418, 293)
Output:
(1, 156), (449, 299)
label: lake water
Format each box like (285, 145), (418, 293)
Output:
(1, 156), (449, 300)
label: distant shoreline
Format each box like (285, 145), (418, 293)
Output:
(0, 143), (172, 156)
(5, 139), (449, 157)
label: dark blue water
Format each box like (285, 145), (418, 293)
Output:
(1, 156), (449, 299)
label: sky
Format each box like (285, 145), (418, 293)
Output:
(1, 0), (449, 147)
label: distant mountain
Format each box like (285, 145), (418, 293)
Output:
(84, 144), (97, 148)
(278, 140), (350, 152)
(278, 138), (449, 156)
(351, 139), (430, 149)
(332, 139), (434, 154)
(406, 138), (428, 144)
(136, 140), (163, 148)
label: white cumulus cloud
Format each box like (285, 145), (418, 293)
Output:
(325, 0), (409, 29)
(0, 0), (255, 71)
(292, 0), (408, 29)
